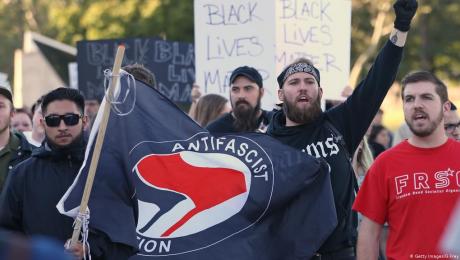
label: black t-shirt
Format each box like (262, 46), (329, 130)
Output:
(267, 40), (403, 253)
(206, 110), (273, 135)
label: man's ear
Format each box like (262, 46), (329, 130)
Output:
(259, 88), (265, 98)
(39, 117), (46, 128)
(82, 115), (89, 129)
(443, 101), (452, 114)
(278, 89), (284, 102)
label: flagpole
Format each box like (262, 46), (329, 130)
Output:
(69, 45), (125, 248)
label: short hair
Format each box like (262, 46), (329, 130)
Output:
(41, 88), (85, 115)
(401, 71), (448, 103)
(292, 57), (315, 66)
(14, 108), (32, 120)
(31, 95), (45, 115)
(123, 64), (157, 89)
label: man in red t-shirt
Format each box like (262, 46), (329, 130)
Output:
(353, 71), (460, 260)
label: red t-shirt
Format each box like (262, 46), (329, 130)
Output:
(353, 139), (460, 260)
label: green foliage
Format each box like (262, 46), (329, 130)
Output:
(0, 1), (24, 76)
(0, 0), (194, 79)
(351, 0), (460, 84)
(1, 0), (460, 87)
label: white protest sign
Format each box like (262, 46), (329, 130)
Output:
(276, 0), (351, 101)
(194, 0), (277, 109)
(195, 0), (351, 109)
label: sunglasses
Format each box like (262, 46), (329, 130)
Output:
(444, 122), (460, 132)
(44, 113), (82, 127)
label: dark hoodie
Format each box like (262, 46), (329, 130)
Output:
(268, 40), (403, 253)
(0, 136), (85, 242)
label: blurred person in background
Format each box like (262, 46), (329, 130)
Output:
(188, 84), (231, 127)
(11, 108), (32, 133)
(352, 137), (374, 187)
(368, 124), (391, 157)
(123, 63), (156, 90)
(0, 230), (72, 260)
(192, 94), (231, 127)
(444, 102), (459, 141)
(84, 97), (101, 132)
(207, 66), (272, 134)
(26, 95), (46, 147)
(188, 83), (201, 119)
(0, 84), (32, 192)
(392, 122), (411, 146)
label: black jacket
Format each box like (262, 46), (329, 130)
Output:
(0, 138), (85, 242)
(0, 136), (134, 259)
(268, 40), (403, 253)
(207, 110), (273, 134)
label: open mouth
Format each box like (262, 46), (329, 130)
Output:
(413, 112), (428, 122)
(296, 95), (311, 103)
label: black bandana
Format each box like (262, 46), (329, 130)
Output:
(277, 63), (321, 88)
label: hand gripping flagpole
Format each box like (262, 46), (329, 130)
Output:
(69, 45), (125, 249)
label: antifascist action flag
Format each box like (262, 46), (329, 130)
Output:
(58, 73), (337, 259)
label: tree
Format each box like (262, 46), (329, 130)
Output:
(350, 0), (460, 85)
(0, 0), (194, 80)
(349, 0), (393, 87)
(2, 0), (460, 88)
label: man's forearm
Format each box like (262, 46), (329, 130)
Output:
(357, 217), (383, 260)
(390, 28), (408, 47)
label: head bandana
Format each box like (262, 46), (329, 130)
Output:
(277, 63), (321, 88)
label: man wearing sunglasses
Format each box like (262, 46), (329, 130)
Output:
(0, 87), (89, 257)
(444, 102), (460, 141)
(0, 87), (135, 259)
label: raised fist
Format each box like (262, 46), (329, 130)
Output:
(393, 0), (418, 32)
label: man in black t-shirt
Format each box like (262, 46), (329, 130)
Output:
(207, 66), (272, 134)
(267, 0), (418, 259)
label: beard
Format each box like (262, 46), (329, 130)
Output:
(232, 97), (261, 132)
(46, 128), (84, 151)
(0, 122), (9, 135)
(406, 109), (443, 137)
(0, 115), (11, 134)
(283, 94), (322, 125)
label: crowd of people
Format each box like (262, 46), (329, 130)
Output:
(0, 0), (459, 259)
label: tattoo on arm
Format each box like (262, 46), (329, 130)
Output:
(391, 32), (398, 45)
